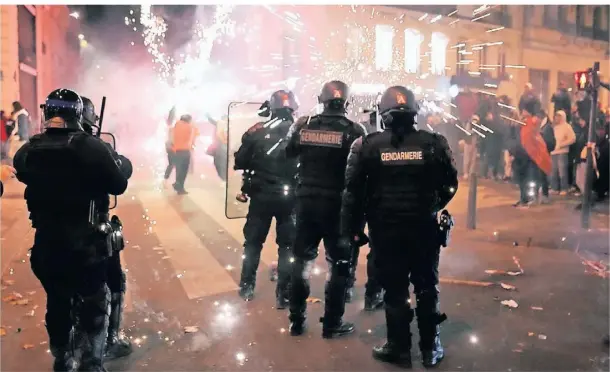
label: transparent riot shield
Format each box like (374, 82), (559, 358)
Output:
(99, 132), (118, 209)
(225, 101), (265, 219)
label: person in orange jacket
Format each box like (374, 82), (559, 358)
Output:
(0, 164), (16, 196)
(168, 114), (199, 194)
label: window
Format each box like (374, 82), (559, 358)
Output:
(478, 46), (487, 73)
(558, 71), (576, 95)
(529, 69), (550, 108)
(347, 27), (363, 62)
(543, 5), (559, 28)
(17, 5), (36, 68)
(489, 5), (511, 27)
(523, 6), (534, 27)
(558, 6), (567, 26)
(593, 6), (603, 34)
(576, 5), (584, 34)
(375, 25), (394, 71)
(430, 32), (449, 75)
(404, 29), (422, 74)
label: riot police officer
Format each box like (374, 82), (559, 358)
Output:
(81, 96), (134, 359)
(340, 86), (458, 367)
(348, 108), (383, 311)
(286, 80), (367, 338)
(234, 90), (299, 309)
(13, 89), (131, 372)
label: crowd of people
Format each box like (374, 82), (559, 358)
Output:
(426, 82), (609, 209)
(0, 101), (31, 162)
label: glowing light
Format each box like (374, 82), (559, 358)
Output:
(375, 25), (394, 71)
(69, 12), (79, 19)
(404, 29), (422, 74)
(78, 34), (85, 40)
(449, 85), (460, 98)
(471, 13), (490, 22)
(469, 334), (479, 344)
(487, 26), (505, 33)
(236, 352), (246, 363)
(431, 32), (449, 76)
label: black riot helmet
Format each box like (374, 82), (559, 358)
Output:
(43, 89), (84, 130)
(318, 80), (350, 112)
(378, 86), (419, 129)
(80, 96), (98, 134)
(268, 90), (299, 120)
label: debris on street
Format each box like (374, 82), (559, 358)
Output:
(501, 299), (519, 308)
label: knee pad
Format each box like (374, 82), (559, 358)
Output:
(119, 271), (127, 293)
(332, 260), (351, 278)
(294, 259), (315, 280)
(79, 286), (110, 331)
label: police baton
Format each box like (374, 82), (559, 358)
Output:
(96, 96), (107, 137)
(581, 62), (600, 229)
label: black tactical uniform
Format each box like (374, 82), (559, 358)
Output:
(286, 81), (367, 338)
(81, 96), (134, 360)
(341, 86), (458, 367)
(13, 89), (131, 372)
(234, 90), (299, 309)
(348, 109), (384, 310)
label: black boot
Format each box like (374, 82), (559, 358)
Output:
(238, 284), (255, 301)
(275, 283), (290, 310)
(372, 304), (413, 367)
(105, 292), (132, 360)
(364, 290), (384, 311)
(51, 346), (78, 372)
(275, 247), (291, 310)
(416, 304), (447, 368)
(288, 259), (313, 336)
(238, 245), (261, 301)
(321, 260), (354, 339)
(420, 326), (444, 368)
(79, 288), (110, 372)
(321, 317), (355, 339)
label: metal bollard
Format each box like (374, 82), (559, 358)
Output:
(466, 172), (477, 230)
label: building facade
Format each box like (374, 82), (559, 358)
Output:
(0, 5), (81, 129)
(246, 5), (609, 114)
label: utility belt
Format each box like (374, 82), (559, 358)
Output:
(91, 214), (125, 258)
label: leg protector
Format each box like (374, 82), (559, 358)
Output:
(105, 292), (133, 360)
(415, 288), (447, 368)
(372, 304), (414, 367)
(322, 259), (350, 326)
(275, 246), (292, 309)
(78, 285), (110, 371)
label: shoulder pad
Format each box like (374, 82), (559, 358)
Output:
(295, 115), (312, 128)
(28, 133), (45, 143)
(365, 132), (382, 140)
(430, 131), (449, 143)
(247, 122), (264, 134)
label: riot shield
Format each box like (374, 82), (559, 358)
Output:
(100, 132), (118, 210)
(225, 101), (265, 219)
(100, 132), (116, 149)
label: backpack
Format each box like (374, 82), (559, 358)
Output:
(541, 120), (556, 153)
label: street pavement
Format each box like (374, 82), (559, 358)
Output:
(0, 156), (608, 371)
